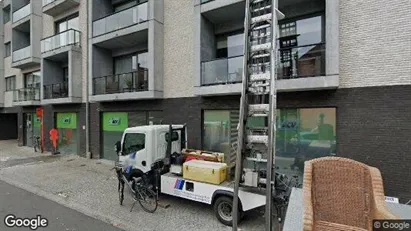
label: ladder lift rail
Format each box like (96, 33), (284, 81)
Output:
(232, 0), (283, 230)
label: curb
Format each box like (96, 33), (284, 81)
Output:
(0, 174), (136, 231)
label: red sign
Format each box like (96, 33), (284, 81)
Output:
(49, 129), (59, 149)
(36, 107), (43, 118)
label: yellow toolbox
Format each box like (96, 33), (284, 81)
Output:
(183, 160), (227, 185)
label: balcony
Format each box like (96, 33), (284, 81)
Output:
(93, 70), (148, 95)
(43, 82), (68, 100)
(13, 46), (31, 62)
(42, 0), (80, 17)
(12, 88), (40, 106)
(12, 3), (30, 24)
(93, 3), (148, 38)
(41, 29), (81, 56)
(90, 70), (161, 101)
(198, 56), (243, 95)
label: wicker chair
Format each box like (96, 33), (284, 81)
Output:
(303, 157), (398, 231)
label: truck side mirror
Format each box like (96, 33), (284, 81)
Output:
(115, 141), (121, 155)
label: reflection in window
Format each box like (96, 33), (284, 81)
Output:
(202, 108), (336, 184)
(123, 133), (146, 155)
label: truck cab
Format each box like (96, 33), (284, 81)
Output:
(116, 124), (186, 173)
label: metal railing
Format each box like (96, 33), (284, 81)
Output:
(278, 43), (326, 79)
(41, 29), (81, 53)
(12, 46), (31, 62)
(43, 82), (69, 99)
(13, 3), (31, 23)
(93, 3), (148, 37)
(93, 70), (149, 95)
(201, 56), (243, 86)
(13, 88), (40, 102)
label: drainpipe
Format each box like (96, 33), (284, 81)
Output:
(85, 0), (91, 159)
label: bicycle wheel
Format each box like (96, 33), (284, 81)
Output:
(137, 186), (157, 213)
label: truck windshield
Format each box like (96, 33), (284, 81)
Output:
(123, 133), (145, 155)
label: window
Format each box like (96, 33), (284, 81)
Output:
(202, 108), (336, 181)
(24, 71), (41, 89)
(56, 13), (79, 33)
(3, 5), (10, 24)
(4, 42), (11, 57)
(216, 31), (244, 58)
(279, 15), (324, 47)
(113, 0), (148, 12)
(5, 76), (16, 91)
(123, 133), (146, 155)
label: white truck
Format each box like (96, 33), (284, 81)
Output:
(115, 124), (270, 226)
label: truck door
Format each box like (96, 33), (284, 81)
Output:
(120, 132), (149, 173)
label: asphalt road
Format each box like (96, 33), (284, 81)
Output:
(0, 180), (123, 231)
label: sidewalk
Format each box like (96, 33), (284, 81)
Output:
(0, 141), (265, 231)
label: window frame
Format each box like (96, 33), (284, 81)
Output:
(5, 76), (16, 91)
(4, 42), (11, 57)
(55, 13), (80, 34)
(3, 5), (10, 24)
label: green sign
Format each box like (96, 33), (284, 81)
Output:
(57, 113), (77, 129)
(103, 112), (128, 132)
(33, 114), (41, 128)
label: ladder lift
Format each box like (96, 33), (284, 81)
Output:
(232, 0), (284, 230)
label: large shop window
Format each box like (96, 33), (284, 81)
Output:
(101, 111), (163, 161)
(202, 108), (336, 179)
(56, 112), (78, 155)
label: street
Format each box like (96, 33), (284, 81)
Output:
(0, 180), (123, 231)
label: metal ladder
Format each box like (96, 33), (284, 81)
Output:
(232, 0), (283, 230)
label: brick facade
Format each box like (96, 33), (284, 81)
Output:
(88, 84), (411, 202)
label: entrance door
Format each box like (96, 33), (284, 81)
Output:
(24, 113), (33, 147)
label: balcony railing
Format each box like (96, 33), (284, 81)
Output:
(93, 70), (149, 95)
(43, 82), (69, 99)
(93, 3), (148, 37)
(278, 43), (326, 79)
(13, 46), (31, 62)
(13, 88), (40, 102)
(13, 3), (31, 23)
(41, 29), (81, 53)
(201, 56), (243, 86)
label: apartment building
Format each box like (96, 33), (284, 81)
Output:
(1, 0), (410, 201)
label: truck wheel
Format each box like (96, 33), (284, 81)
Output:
(213, 196), (242, 226)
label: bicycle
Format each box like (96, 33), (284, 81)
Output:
(33, 136), (42, 153)
(114, 162), (158, 213)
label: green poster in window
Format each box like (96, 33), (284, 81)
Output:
(57, 113), (77, 129)
(103, 112), (128, 132)
(33, 114), (41, 128)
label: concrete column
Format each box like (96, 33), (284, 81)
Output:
(325, 0), (339, 76)
(70, 49), (83, 99)
(148, 20), (164, 93)
(194, 5), (201, 87)
(0, 1), (5, 107)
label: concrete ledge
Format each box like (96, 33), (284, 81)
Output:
(41, 97), (82, 105)
(12, 15), (30, 29)
(194, 75), (339, 96)
(89, 90), (163, 102)
(194, 83), (242, 96)
(42, 0), (80, 17)
(200, 0), (243, 13)
(277, 75), (339, 92)
(12, 100), (41, 106)
(11, 57), (41, 69)
(42, 45), (81, 59)
(92, 22), (149, 45)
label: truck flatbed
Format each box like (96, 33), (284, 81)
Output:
(160, 172), (266, 212)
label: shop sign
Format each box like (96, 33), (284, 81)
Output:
(103, 112), (128, 132)
(57, 113), (77, 129)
